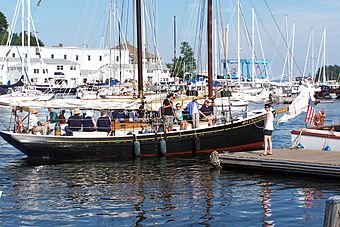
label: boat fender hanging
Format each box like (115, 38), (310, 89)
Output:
(133, 135), (141, 157)
(194, 135), (200, 153)
(323, 145), (331, 151)
(160, 139), (167, 154)
(297, 143), (304, 149)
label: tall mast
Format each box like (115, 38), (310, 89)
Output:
(251, 8), (255, 85)
(27, 0), (31, 82)
(173, 16), (176, 80)
(207, 0), (213, 97)
(323, 28), (326, 84)
(21, 0), (25, 78)
(109, 3), (112, 84)
(237, 0), (241, 83)
(136, 0), (143, 98)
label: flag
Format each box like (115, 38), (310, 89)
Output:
(304, 97), (315, 124)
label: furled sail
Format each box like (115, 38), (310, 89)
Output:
(278, 84), (316, 123)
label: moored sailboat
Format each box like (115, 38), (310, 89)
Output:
(0, 0), (268, 161)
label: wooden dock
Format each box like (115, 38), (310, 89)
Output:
(217, 149), (340, 178)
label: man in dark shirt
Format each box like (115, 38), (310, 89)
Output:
(200, 99), (216, 126)
(67, 108), (83, 131)
(97, 110), (111, 133)
(162, 93), (174, 131)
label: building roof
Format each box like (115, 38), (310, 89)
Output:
(113, 42), (159, 63)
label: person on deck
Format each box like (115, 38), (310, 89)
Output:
(58, 109), (66, 125)
(317, 108), (326, 126)
(83, 111), (96, 132)
(199, 99), (216, 126)
(67, 108), (83, 131)
(162, 93), (175, 132)
(97, 110), (112, 133)
(47, 107), (59, 125)
(262, 103), (274, 156)
(187, 96), (200, 129)
(28, 109), (41, 134)
(174, 103), (188, 130)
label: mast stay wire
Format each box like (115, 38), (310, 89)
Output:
(262, 0), (303, 76)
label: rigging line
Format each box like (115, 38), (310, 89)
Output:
(263, 0), (303, 76)
(174, 0), (196, 76)
(73, 0), (90, 46)
(239, 4), (253, 57)
(256, 12), (286, 78)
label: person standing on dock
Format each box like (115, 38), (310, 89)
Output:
(262, 103), (274, 156)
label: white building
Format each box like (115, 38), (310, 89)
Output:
(0, 43), (171, 86)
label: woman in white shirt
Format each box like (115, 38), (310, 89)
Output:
(262, 103), (274, 156)
(28, 110), (40, 134)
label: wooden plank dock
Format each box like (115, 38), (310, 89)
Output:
(217, 149), (340, 178)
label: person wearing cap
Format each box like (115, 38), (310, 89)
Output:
(200, 99), (216, 126)
(174, 103), (188, 130)
(67, 108), (83, 131)
(262, 103), (274, 156)
(83, 110), (96, 132)
(97, 110), (112, 133)
(187, 96), (200, 129)
(162, 93), (175, 132)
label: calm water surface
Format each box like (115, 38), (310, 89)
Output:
(0, 100), (340, 226)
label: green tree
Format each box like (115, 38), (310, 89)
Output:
(167, 41), (196, 80)
(315, 65), (340, 82)
(0, 11), (8, 33)
(0, 11), (44, 46)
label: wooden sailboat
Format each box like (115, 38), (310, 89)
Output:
(0, 0), (267, 160)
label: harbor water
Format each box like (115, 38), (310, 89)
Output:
(0, 100), (340, 226)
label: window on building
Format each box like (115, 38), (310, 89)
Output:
(57, 65), (64, 70)
(34, 69), (39, 74)
(116, 56), (119, 62)
(99, 56), (102, 61)
(70, 66), (76, 70)
(51, 54), (54, 59)
(88, 55), (91, 61)
(64, 55), (67, 60)
(25, 54), (27, 58)
(12, 53), (15, 58)
(76, 55), (79, 61)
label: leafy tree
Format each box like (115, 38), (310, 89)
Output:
(0, 11), (8, 33)
(167, 41), (196, 79)
(0, 11), (44, 46)
(315, 65), (340, 82)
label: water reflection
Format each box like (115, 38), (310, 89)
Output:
(301, 188), (323, 209)
(1, 156), (340, 226)
(259, 181), (274, 227)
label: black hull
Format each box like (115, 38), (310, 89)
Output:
(34, 86), (77, 94)
(0, 113), (265, 160)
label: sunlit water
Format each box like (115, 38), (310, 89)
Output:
(0, 100), (339, 226)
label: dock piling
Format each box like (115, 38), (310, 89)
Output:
(323, 196), (340, 227)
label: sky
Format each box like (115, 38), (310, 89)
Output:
(1, 0), (340, 79)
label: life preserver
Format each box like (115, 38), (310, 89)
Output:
(15, 119), (25, 133)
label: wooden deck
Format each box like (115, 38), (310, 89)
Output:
(217, 149), (340, 178)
